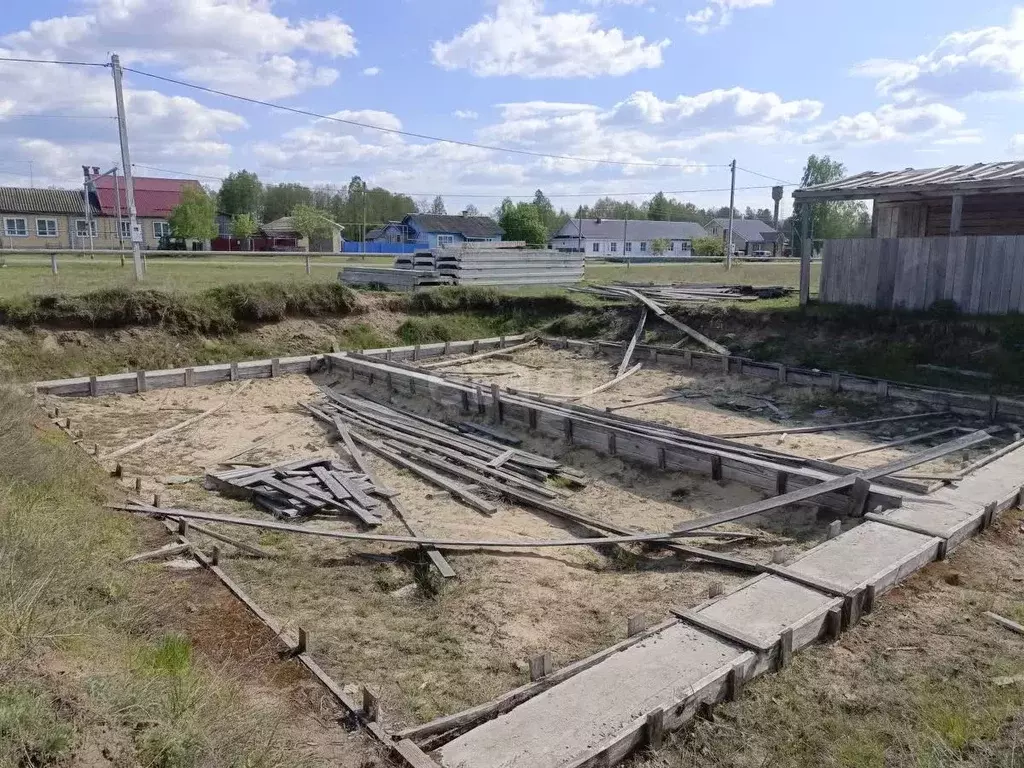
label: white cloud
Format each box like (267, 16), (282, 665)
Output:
(1011, 133), (1024, 155)
(686, 0), (774, 34)
(801, 103), (966, 146)
(453, 109), (480, 119)
(852, 9), (1024, 102)
(2, 0), (357, 98)
(431, 0), (669, 78)
(362, 67), (381, 76)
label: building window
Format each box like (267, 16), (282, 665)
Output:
(592, 242), (599, 253)
(36, 218), (58, 237)
(681, 240), (691, 250)
(610, 241), (617, 252)
(75, 219), (97, 237)
(436, 234), (455, 247)
(639, 241), (647, 253)
(4, 217), (28, 236)
(120, 220), (131, 239)
(625, 242), (632, 253)
(669, 241), (675, 251)
(153, 221), (172, 239)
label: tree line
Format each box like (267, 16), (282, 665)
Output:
(165, 155), (870, 248)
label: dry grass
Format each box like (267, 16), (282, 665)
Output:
(0, 386), (365, 767)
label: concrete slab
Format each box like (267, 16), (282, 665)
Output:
(692, 574), (842, 654)
(779, 521), (940, 596)
(437, 622), (748, 768)
(866, 498), (985, 551)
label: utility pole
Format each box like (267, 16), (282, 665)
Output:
(725, 159), (736, 270)
(771, 185), (783, 258)
(110, 53), (144, 281)
(576, 207), (583, 255)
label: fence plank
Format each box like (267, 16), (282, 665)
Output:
(1009, 236), (1024, 312)
(968, 237), (987, 314)
(995, 235), (1015, 315)
(945, 236), (967, 304)
(876, 238), (898, 309)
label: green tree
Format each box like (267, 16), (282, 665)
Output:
(291, 204), (333, 251)
(648, 192), (669, 221)
(794, 154), (868, 247)
(650, 238), (669, 256)
(218, 170), (262, 217)
(499, 201), (548, 245)
(430, 195), (447, 215)
(231, 212), (259, 250)
(692, 236), (725, 259)
(169, 186), (217, 242)
(263, 183), (313, 221)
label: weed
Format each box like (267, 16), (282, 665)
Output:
(0, 683), (74, 765)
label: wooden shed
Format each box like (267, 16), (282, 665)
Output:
(792, 161), (1024, 314)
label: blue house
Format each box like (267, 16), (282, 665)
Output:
(372, 213), (504, 249)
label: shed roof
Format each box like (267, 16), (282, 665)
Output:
(0, 186), (97, 215)
(553, 218), (707, 241)
(405, 214), (503, 238)
(793, 161), (1024, 202)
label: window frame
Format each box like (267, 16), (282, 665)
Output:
(36, 218), (58, 237)
(625, 241), (633, 253)
(435, 233), (456, 247)
(153, 221), (172, 239)
(4, 217), (28, 237)
(591, 241), (600, 253)
(639, 241), (647, 253)
(120, 220), (132, 239)
(669, 241), (675, 251)
(610, 241), (617, 252)
(75, 219), (98, 238)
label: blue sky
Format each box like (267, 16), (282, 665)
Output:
(2, 0), (1024, 217)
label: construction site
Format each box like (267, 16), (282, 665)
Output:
(29, 283), (1024, 767)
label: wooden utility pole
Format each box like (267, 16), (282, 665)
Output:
(110, 54), (144, 280)
(799, 203), (812, 305)
(725, 159), (736, 270)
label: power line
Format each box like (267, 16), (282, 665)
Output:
(0, 113), (117, 120)
(122, 66), (728, 171)
(132, 164), (777, 199)
(0, 55), (108, 68)
(736, 166), (796, 185)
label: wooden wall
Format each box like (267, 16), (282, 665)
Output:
(874, 193), (1024, 238)
(819, 236), (1024, 314)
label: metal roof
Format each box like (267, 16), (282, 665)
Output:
(793, 161), (1024, 201)
(710, 218), (778, 243)
(0, 186), (97, 215)
(552, 218), (707, 241)
(406, 214), (504, 239)
(92, 175), (202, 218)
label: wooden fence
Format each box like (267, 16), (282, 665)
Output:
(819, 236), (1024, 314)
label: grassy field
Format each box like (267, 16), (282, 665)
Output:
(0, 253), (812, 298)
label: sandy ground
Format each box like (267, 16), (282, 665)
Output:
(39, 348), (996, 732)
(42, 375), (769, 729)
(440, 344), (991, 476)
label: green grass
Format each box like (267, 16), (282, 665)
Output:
(0, 253), (389, 298)
(585, 260), (815, 288)
(0, 386), (327, 767)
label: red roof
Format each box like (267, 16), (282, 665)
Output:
(92, 175), (202, 219)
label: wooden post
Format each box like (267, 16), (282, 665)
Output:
(727, 661), (745, 701)
(607, 430), (617, 455)
(529, 652), (552, 681)
(826, 520), (841, 540)
(136, 370), (147, 393)
(657, 446), (666, 470)
(627, 614), (647, 637)
(563, 417), (574, 445)
(89, 375), (98, 396)
(777, 363), (787, 384)
(988, 395), (999, 422)
(645, 707), (665, 750)
(153, 493), (161, 508)
(296, 627), (308, 654)
(499, 334), (507, 349)
(830, 372), (841, 393)
(799, 202), (812, 306)
(184, 367), (195, 387)
(847, 477), (871, 517)
(177, 518), (188, 536)
(708, 581), (724, 599)
(711, 454), (722, 481)
(211, 545), (220, 566)
(490, 383), (503, 424)
(528, 408), (538, 430)
(950, 193), (963, 236)
(461, 390), (470, 412)
(778, 627), (794, 668)
(362, 686), (379, 722)
(776, 470), (789, 495)
(134, 477), (142, 493)
(229, 362), (238, 382)
(475, 384), (485, 415)
(720, 354), (730, 374)
(412, 345), (421, 361)
(826, 606), (842, 640)
(683, 350), (693, 368)
(771, 548), (787, 564)
(270, 358), (280, 378)
(50, 252), (58, 276)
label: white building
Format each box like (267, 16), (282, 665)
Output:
(551, 218), (709, 258)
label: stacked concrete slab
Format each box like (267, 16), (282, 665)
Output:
(432, 247), (584, 287)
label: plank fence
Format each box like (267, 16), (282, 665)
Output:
(819, 236), (1024, 314)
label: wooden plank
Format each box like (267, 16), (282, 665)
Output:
(943, 236), (965, 302)
(985, 611), (1024, 636)
(1008, 236), (1024, 312)
(419, 339), (537, 370)
(570, 363), (643, 402)
(821, 425), (961, 462)
(968, 236), (988, 314)
(927, 237), (949, 310)
(623, 289), (730, 355)
(123, 542), (191, 563)
(310, 465), (353, 501)
(618, 306), (648, 377)
(997, 235), (1017, 314)
(876, 238), (899, 309)
(715, 410), (949, 439)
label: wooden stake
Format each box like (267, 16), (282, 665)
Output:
(529, 652), (552, 681)
(826, 520), (841, 540)
(89, 375), (98, 396)
(362, 686), (379, 721)
(708, 581), (724, 599)
(296, 626), (308, 654)
(778, 627), (793, 668)
(985, 611), (1024, 636)
(627, 614), (647, 637)
(645, 707), (665, 750)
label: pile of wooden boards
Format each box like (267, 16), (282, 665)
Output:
(205, 456), (389, 525)
(573, 283), (794, 303)
(303, 388), (587, 515)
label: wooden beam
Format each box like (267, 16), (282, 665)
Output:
(419, 339), (537, 370)
(569, 363), (643, 402)
(715, 410), (950, 439)
(949, 194), (964, 236)
(123, 542), (191, 563)
(821, 425), (961, 462)
(622, 289), (730, 355)
(618, 307), (648, 377)
(799, 203), (812, 306)
(985, 611), (1024, 636)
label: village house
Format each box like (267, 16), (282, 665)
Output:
(551, 218), (708, 258)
